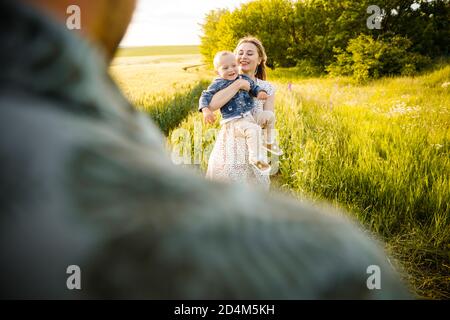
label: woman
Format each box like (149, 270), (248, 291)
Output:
(203, 37), (276, 190)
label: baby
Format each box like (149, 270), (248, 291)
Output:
(199, 51), (271, 174)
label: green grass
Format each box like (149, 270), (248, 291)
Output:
(115, 45), (200, 57)
(273, 67), (450, 299)
(140, 81), (210, 136)
(110, 51), (213, 135)
(112, 50), (450, 299)
(166, 65), (450, 299)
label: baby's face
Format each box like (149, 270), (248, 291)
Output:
(217, 54), (239, 80)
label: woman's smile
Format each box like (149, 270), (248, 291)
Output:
(235, 42), (262, 77)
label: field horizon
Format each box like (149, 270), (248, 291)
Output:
(115, 45), (200, 57)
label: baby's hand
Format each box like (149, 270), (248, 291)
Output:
(202, 107), (216, 124)
(257, 91), (269, 100)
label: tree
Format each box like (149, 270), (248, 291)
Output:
(200, 9), (238, 66)
(327, 34), (431, 81)
(199, 0), (448, 74)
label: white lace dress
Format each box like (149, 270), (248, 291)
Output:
(206, 79), (275, 191)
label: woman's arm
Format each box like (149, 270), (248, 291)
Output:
(208, 79), (250, 112)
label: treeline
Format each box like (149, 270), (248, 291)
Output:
(200, 0), (449, 80)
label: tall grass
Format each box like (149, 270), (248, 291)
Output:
(140, 81), (209, 135)
(110, 53), (213, 134)
(168, 108), (220, 172)
(113, 52), (449, 298)
(166, 65), (450, 299)
(274, 66), (450, 299)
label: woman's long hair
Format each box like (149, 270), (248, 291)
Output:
(235, 36), (268, 81)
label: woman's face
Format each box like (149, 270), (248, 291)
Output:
(235, 42), (262, 76)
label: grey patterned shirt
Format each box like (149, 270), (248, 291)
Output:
(0, 0), (409, 299)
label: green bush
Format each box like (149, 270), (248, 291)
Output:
(327, 34), (432, 82)
(200, 0), (449, 73)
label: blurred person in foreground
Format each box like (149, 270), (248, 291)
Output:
(0, 0), (410, 299)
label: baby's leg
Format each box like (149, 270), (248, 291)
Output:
(235, 117), (270, 173)
(237, 118), (264, 164)
(253, 110), (276, 144)
(253, 110), (283, 156)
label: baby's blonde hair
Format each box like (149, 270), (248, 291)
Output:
(213, 51), (235, 70)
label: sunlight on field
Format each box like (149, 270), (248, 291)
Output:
(110, 48), (213, 135)
(110, 45), (450, 299)
(167, 65), (450, 299)
(115, 45), (200, 57)
(275, 67), (450, 299)
(110, 54), (213, 106)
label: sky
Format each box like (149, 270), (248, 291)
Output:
(120, 0), (250, 47)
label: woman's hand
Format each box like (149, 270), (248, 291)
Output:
(257, 91), (269, 100)
(202, 107), (216, 124)
(263, 91), (275, 112)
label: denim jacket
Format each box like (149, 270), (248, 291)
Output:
(199, 74), (265, 120)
